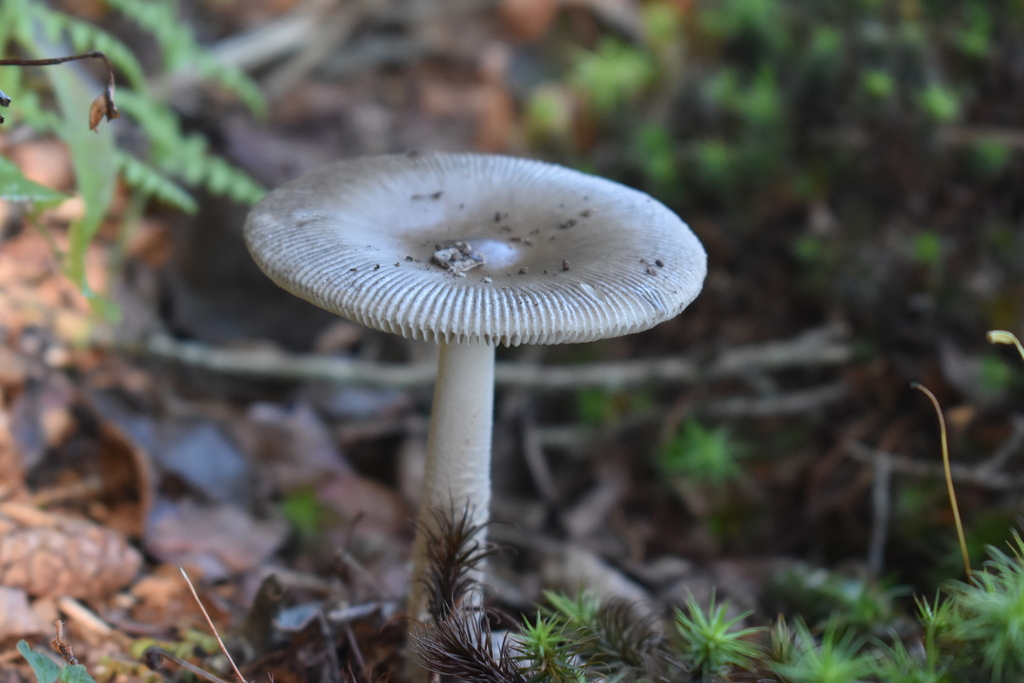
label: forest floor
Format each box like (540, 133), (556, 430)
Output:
(1, 0), (1023, 681)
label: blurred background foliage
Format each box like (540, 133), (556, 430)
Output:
(3, 0), (1024, 606)
(518, 0), (1024, 587)
(525, 0), (1024, 347)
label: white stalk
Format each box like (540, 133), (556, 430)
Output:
(406, 339), (496, 626)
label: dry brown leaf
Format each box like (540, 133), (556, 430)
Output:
(0, 348), (28, 394)
(88, 87), (119, 132)
(474, 83), (516, 152)
(130, 566), (201, 626)
(235, 401), (351, 493)
(0, 585), (48, 639)
(145, 500), (287, 579)
(500, 0), (559, 42)
(0, 503), (141, 598)
(318, 473), (411, 541)
(0, 389), (26, 498)
(93, 422), (154, 538)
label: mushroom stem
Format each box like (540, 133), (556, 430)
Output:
(406, 340), (496, 626)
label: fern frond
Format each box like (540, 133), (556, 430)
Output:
(114, 87), (185, 154)
(115, 150), (197, 213)
(28, 4), (147, 91)
(116, 88), (264, 204)
(100, 0), (267, 116)
(164, 137), (264, 204)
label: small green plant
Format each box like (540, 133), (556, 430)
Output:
(913, 232), (942, 267)
(870, 635), (950, 683)
(770, 618), (874, 683)
(279, 489), (332, 539)
(659, 418), (745, 486)
(673, 591), (763, 679)
(766, 563), (904, 636)
(917, 84), (961, 124)
(415, 504), (1024, 682)
(948, 533), (1024, 681)
(861, 69), (895, 99)
(517, 613), (589, 683)
(569, 38), (656, 115)
(18, 640), (97, 683)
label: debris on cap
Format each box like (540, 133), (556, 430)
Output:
(431, 242), (485, 277)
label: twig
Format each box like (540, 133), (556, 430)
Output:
(57, 597), (113, 638)
(699, 381), (848, 418)
(180, 567), (247, 683)
(136, 325), (852, 390)
(319, 611), (345, 683)
(867, 452), (893, 577)
(144, 647), (235, 683)
(847, 441), (1024, 489)
(340, 616), (368, 683)
(263, 1), (362, 101)
(976, 413), (1024, 476)
(520, 412), (559, 507)
(0, 52), (119, 130)
(51, 621), (77, 666)
(336, 550), (387, 599)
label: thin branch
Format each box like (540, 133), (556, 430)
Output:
(180, 567), (247, 683)
(699, 380), (848, 418)
(143, 647), (235, 683)
(976, 413), (1024, 475)
(134, 324), (852, 390)
(846, 441), (1024, 490)
(0, 51), (119, 129)
(867, 452), (893, 577)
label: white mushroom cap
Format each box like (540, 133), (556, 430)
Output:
(244, 153), (706, 347)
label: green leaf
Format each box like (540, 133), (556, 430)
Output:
(57, 665), (96, 683)
(43, 49), (119, 287)
(570, 38), (657, 115)
(17, 641), (61, 683)
(0, 155), (67, 206)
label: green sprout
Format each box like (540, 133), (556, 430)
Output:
(659, 418), (745, 486)
(543, 591), (603, 629)
(970, 139), (1012, 178)
(913, 232), (942, 267)
(917, 84), (961, 124)
(948, 532), (1024, 682)
(673, 591), (764, 679)
(915, 593), (958, 674)
(771, 618), (874, 683)
(569, 38), (657, 115)
(870, 635), (951, 683)
(861, 69), (895, 99)
(516, 612), (589, 683)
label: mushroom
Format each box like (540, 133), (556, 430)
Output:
(243, 153), (706, 624)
